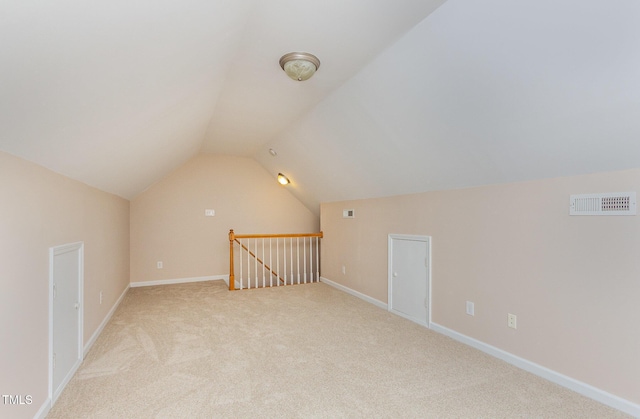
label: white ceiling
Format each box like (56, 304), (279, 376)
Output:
(2, 0), (639, 215)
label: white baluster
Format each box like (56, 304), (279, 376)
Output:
(247, 239), (251, 289)
(239, 240), (243, 290)
(303, 237), (307, 284)
(269, 238), (273, 287)
(254, 238), (258, 289)
(296, 237), (300, 284)
(233, 233), (322, 290)
(315, 236), (320, 282)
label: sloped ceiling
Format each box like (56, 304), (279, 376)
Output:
(2, 0), (639, 215)
(258, 0), (640, 213)
(0, 0), (444, 199)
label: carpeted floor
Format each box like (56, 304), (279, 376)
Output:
(48, 281), (630, 418)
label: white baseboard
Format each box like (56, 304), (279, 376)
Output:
(320, 276), (387, 310)
(39, 276), (225, 418)
(84, 284), (129, 356)
(316, 277), (638, 417)
(430, 323), (640, 418)
(130, 275), (228, 288)
(34, 397), (52, 419)
(42, 283), (130, 417)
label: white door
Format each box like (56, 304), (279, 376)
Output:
(50, 242), (83, 403)
(388, 235), (430, 327)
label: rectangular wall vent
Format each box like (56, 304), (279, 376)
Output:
(570, 192), (636, 216)
(343, 209), (355, 218)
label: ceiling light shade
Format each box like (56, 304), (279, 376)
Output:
(279, 52), (320, 81)
(277, 173), (290, 185)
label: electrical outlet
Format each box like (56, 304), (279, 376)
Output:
(466, 301), (474, 316)
(99, 291), (103, 304)
(341, 265), (346, 275)
(508, 313), (517, 329)
(157, 261), (163, 269)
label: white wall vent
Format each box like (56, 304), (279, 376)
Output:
(570, 192), (636, 216)
(343, 209), (355, 218)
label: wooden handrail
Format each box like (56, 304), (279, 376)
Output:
(229, 229), (323, 291)
(231, 232), (324, 240)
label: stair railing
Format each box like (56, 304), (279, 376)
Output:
(228, 229), (323, 290)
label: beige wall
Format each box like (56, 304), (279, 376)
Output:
(321, 168), (640, 405)
(0, 151), (130, 418)
(130, 153), (319, 283)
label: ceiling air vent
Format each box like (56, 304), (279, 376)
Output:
(570, 192), (636, 216)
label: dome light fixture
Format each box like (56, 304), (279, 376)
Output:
(279, 52), (320, 81)
(277, 173), (290, 185)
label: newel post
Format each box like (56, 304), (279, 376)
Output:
(228, 229), (235, 291)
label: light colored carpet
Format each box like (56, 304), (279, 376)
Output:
(48, 281), (629, 418)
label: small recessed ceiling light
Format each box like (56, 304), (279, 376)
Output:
(269, 148), (277, 157)
(277, 173), (290, 185)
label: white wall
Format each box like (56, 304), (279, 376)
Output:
(321, 168), (640, 409)
(130, 153), (319, 284)
(0, 151), (130, 419)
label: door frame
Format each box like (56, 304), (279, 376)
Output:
(49, 241), (84, 405)
(388, 234), (431, 327)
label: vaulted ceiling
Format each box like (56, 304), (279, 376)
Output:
(2, 0), (639, 215)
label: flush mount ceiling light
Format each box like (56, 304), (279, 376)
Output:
(277, 173), (290, 185)
(279, 52), (320, 81)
